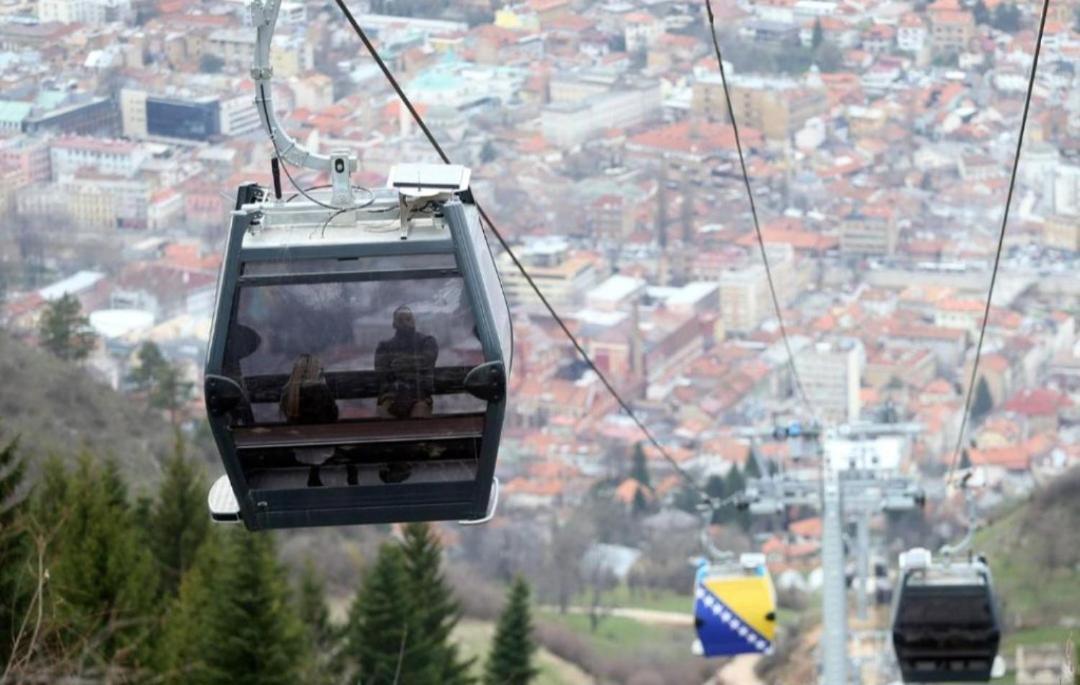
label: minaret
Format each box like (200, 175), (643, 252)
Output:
(630, 298), (646, 394)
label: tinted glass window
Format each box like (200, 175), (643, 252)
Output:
(899, 589), (993, 626)
(223, 274), (485, 422)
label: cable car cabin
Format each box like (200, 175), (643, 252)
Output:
(891, 548), (1000, 683)
(204, 164), (511, 530)
(693, 553), (777, 657)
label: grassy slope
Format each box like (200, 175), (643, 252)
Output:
(540, 611), (689, 659)
(453, 619), (591, 685)
(971, 470), (1080, 680)
(0, 333), (173, 488)
(974, 471), (1080, 625)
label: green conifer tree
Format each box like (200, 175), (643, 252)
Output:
(38, 294), (96, 361)
(725, 465), (751, 530)
(630, 442), (651, 488)
(148, 437), (209, 597)
(296, 560), (339, 685)
(345, 542), (434, 684)
(401, 522), (476, 685)
(40, 454), (159, 674)
(811, 19), (824, 49)
(705, 473), (731, 523)
(162, 528), (306, 685)
(970, 376), (994, 421)
(484, 577), (538, 685)
(129, 341), (169, 392)
(631, 486), (650, 517)
(129, 342), (193, 424)
(0, 433), (30, 669)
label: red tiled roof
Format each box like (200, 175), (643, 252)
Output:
(628, 120), (761, 156)
(1003, 388), (1072, 417)
(790, 517), (822, 538)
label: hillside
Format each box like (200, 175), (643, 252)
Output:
(976, 467), (1080, 626)
(0, 333), (174, 488)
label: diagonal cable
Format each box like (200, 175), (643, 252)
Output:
(946, 0), (1050, 487)
(702, 0), (813, 415)
(330, 0), (725, 508)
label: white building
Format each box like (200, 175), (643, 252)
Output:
(219, 93), (261, 137)
(623, 12), (664, 52)
(541, 82), (662, 147)
(498, 238), (601, 313)
(718, 245), (795, 334)
(896, 15), (927, 53)
(38, 0), (132, 24)
(796, 338), (866, 423)
(50, 136), (146, 179)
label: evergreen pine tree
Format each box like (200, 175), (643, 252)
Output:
(631, 486), (650, 517)
(296, 560), (340, 685)
(0, 433), (30, 669)
(129, 343), (193, 424)
(129, 341), (169, 392)
(991, 2), (1020, 31)
(484, 577), (538, 685)
(725, 465), (750, 530)
(345, 543), (433, 684)
(162, 528), (306, 685)
(705, 474), (731, 524)
(811, 19), (824, 49)
(744, 449), (763, 479)
(38, 294), (96, 361)
(971, 376), (994, 421)
(148, 436), (209, 597)
(630, 442), (651, 488)
(400, 522), (476, 685)
(40, 454), (159, 674)
(973, 0), (990, 24)
(297, 559), (332, 649)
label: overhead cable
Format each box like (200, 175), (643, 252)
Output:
(946, 0), (1051, 487)
(331, 0), (728, 510)
(703, 0), (813, 416)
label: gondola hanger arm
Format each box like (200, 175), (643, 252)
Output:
(250, 0), (357, 206)
(939, 472), (978, 559)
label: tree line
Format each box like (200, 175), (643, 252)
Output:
(0, 434), (538, 684)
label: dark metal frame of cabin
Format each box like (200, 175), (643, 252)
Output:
(203, 184), (506, 530)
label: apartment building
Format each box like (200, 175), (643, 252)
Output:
(797, 338), (866, 423)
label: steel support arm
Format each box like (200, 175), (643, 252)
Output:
(250, 0), (332, 172)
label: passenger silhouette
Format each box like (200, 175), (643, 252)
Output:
(374, 306), (439, 483)
(375, 306), (439, 419)
(280, 354), (338, 487)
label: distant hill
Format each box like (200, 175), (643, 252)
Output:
(0, 333), (174, 489)
(976, 467), (1080, 626)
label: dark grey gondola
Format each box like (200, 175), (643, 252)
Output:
(204, 168), (510, 530)
(891, 549), (1000, 683)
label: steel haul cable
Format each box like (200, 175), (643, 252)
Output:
(702, 0), (813, 418)
(330, 0), (729, 510)
(945, 0), (1051, 488)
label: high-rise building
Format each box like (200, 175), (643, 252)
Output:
(1044, 214), (1080, 252)
(693, 73), (827, 142)
(796, 339), (866, 423)
(840, 209), (898, 256)
(718, 245), (795, 334)
(498, 238), (602, 313)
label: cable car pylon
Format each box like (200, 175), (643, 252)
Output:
(735, 420), (925, 684)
